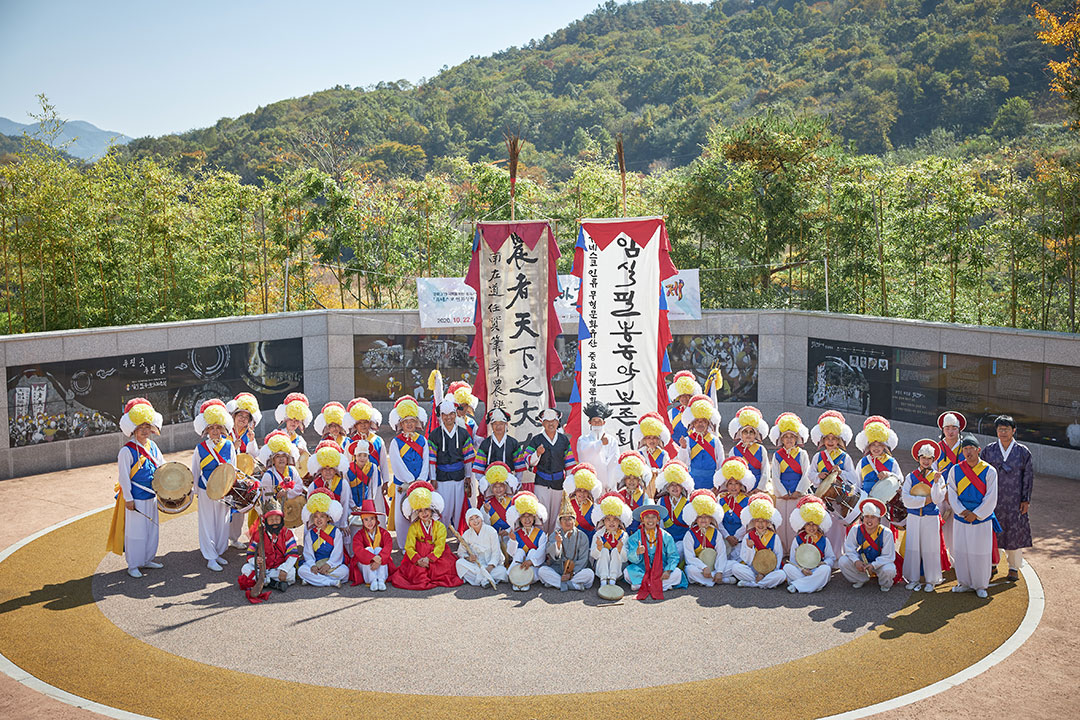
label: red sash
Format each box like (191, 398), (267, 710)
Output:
(939, 441), (959, 465)
(691, 526), (715, 549)
(872, 457), (891, 476)
(647, 449), (664, 469)
(317, 528), (335, 546)
(691, 433), (717, 464)
(723, 494), (744, 514)
(777, 448), (802, 474)
(737, 443), (762, 470)
(748, 530), (770, 551)
(914, 469), (935, 487)
(602, 532), (620, 549)
(398, 433), (424, 457)
(515, 528), (539, 550)
(637, 528), (665, 601)
(488, 497), (510, 525)
(201, 439), (227, 466)
(818, 450), (835, 472)
(124, 441), (160, 470)
(572, 499), (595, 530)
(232, 430), (250, 454)
(959, 461), (987, 495)
(861, 526), (882, 552)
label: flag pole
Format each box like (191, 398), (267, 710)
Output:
(505, 131), (521, 222)
(616, 133), (627, 216)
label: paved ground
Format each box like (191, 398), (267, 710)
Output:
(0, 452), (1075, 718)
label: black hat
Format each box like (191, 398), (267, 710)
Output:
(583, 400), (613, 420)
(959, 433), (981, 449)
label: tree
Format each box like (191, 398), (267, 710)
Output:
(1034, 1), (1080, 130)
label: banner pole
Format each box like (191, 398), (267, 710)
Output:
(824, 254), (830, 313)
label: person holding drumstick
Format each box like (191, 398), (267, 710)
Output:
(727, 406), (772, 494)
(839, 498), (897, 592)
(275, 392), (312, 456)
(257, 430), (303, 503)
(226, 393), (262, 548)
(108, 398), (166, 579)
(783, 496), (836, 594)
(730, 495), (786, 589)
(190, 399), (236, 572)
(901, 439), (949, 592)
(810, 411), (862, 554)
(769, 412), (815, 553)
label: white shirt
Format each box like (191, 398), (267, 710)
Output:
(997, 439), (1015, 463)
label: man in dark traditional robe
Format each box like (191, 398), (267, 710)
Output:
(981, 415), (1034, 583)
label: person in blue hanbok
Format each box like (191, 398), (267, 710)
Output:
(981, 415), (1034, 583)
(624, 505), (684, 599)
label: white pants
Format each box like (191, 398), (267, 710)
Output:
(439, 479), (465, 532)
(731, 563), (786, 588)
(228, 510), (248, 543)
(903, 514), (943, 585)
(626, 567), (683, 591)
(125, 498), (160, 571)
(394, 486), (411, 551)
(838, 556), (896, 588)
(356, 562), (390, 585)
(534, 485), (562, 533)
(196, 487), (230, 561)
(686, 564), (719, 586)
(537, 565), (595, 589)
(952, 519), (993, 590)
(240, 561), (296, 586)
(594, 549), (624, 582)
(783, 563), (832, 593)
(297, 563), (349, 586)
(456, 559), (508, 586)
(1006, 549), (1024, 572)
(775, 496), (800, 554)
(941, 507), (955, 558)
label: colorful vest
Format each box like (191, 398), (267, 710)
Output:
(815, 448), (850, 474)
(775, 447), (804, 494)
(660, 495), (689, 541)
(953, 460), (1002, 531)
(196, 438), (233, 490)
(308, 524), (338, 563)
(689, 525), (719, 556)
(571, 498), (596, 539)
(485, 496), (512, 532)
(720, 493), (749, 537)
(475, 435), (525, 474)
(643, 446), (668, 470)
(124, 441), (161, 500)
(669, 405), (688, 444)
(429, 424), (474, 483)
(907, 469), (939, 516)
(687, 433), (719, 490)
(856, 525), (885, 563)
(394, 432), (428, 483)
(858, 454), (899, 495)
(232, 427), (256, 454)
(732, 442), (766, 485)
(347, 460), (377, 505)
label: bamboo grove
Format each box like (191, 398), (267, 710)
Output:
(1, 109), (1079, 335)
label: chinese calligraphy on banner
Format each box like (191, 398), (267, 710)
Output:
(568, 217), (677, 450)
(465, 221), (561, 438)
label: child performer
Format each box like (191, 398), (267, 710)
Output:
(306, 439), (353, 530)
(681, 489), (725, 587)
(617, 451), (653, 534)
(226, 392), (262, 547)
(769, 412), (815, 552)
(936, 411), (966, 557)
(810, 411), (863, 553)
(902, 439), (949, 592)
(297, 490), (349, 588)
(275, 392), (312, 455)
(655, 460), (695, 544)
(108, 398), (165, 579)
(479, 461), (519, 549)
(387, 396), (430, 550)
(590, 492), (631, 590)
(346, 398), (389, 517)
(635, 411), (673, 473)
(539, 495), (595, 591)
(727, 406), (772, 494)
(784, 496), (835, 594)
(678, 394), (725, 490)
(389, 481), (463, 590)
(577, 400), (619, 492)
(839, 498), (897, 592)
(257, 430), (303, 502)
(191, 399), (236, 572)
(314, 401), (351, 449)
(731, 495), (786, 589)
(625, 505), (684, 599)
(716, 457), (754, 584)
(667, 370), (702, 446)
(855, 416), (903, 496)
(238, 498), (299, 602)
(456, 508), (508, 587)
(348, 499), (394, 591)
(506, 491), (549, 591)
(562, 463), (602, 542)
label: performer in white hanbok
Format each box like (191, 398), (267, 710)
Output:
(256, 430), (304, 501)
(456, 508), (509, 587)
(809, 411), (863, 554)
(946, 434), (1000, 599)
(590, 492), (631, 589)
(297, 490), (349, 587)
(769, 412), (815, 552)
(727, 405), (772, 494)
(936, 411), (965, 557)
(107, 398), (166, 578)
(190, 399), (236, 572)
(730, 495), (787, 589)
(902, 439), (949, 591)
(226, 392), (262, 547)
(839, 498), (897, 591)
(681, 489), (726, 587)
(783, 496), (836, 594)
(576, 400), (619, 492)
(506, 491), (549, 590)
(716, 457), (755, 584)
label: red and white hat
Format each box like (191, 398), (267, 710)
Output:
(937, 411), (967, 432)
(681, 394), (721, 429)
(506, 490), (547, 528)
(479, 461), (519, 494)
(302, 488), (343, 525)
(656, 460), (694, 496)
(789, 495), (832, 533)
(275, 392), (313, 427)
(740, 494), (782, 529)
(314, 401), (353, 435)
(769, 412), (808, 445)
(617, 451), (649, 482)
(119, 397), (163, 437)
(858, 497), (887, 519)
(855, 415), (898, 452)
(718, 456), (754, 492)
(563, 463), (602, 499)
(388, 395), (427, 430)
(225, 392), (262, 426)
(667, 370), (702, 402)
(590, 491), (632, 527)
(728, 405), (769, 441)
(193, 398), (233, 435)
(912, 438), (941, 462)
(633, 411), (671, 446)
(307, 439), (350, 476)
(446, 381), (478, 411)
(402, 480), (445, 520)
(682, 489), (723, 526)
(347, 397), (383, 427)
(810, 410), (853, 445)
(258, 429), (300, 465)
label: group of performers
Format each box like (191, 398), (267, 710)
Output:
(107, 368), (1027, 603)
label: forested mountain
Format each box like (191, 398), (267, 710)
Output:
(0, 117), (131, 160)
(120, 0), (1068, 183)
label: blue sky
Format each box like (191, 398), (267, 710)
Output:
(0, 0), (644, 138)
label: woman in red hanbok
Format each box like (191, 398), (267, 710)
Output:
(389, 481), (463, 590)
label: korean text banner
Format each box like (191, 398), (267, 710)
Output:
(465, 221), (561, 438)
(416, 277), (475, 328)
(568, 217), (677, 450)
(559, 270), (700, 323)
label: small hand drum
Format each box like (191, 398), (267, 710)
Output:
(236, 452), (256, 476)
(697, 547), (718, 571)
(910, 482), (933, 497)
(282, 495), (306, 528)
(869, 476), (901, 504)
(153, 462), (194, 514)
(795, 543), (822, 570)
(598, 583), (624, 601)
(508, 564), (534, 588)
(752, 548), (777, 575)
(206, 464), (237, 501)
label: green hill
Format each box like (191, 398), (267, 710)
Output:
(125, 0), (1068, 182)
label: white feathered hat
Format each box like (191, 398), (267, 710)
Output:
(769, 412), (809, 445)
(632, 411), (671, 447)
(506, 490), (548, 529)
(718, 456), (754, 492)
(388, 395), (427, 431)
(681, 394), (721, 429)
(119, 397), (163, 437)
(257, 429), (300, 465)
(193, 398), (233, 435)
(301, 488), (343, 525)
(656, 460), (695, 496)
(562, 463), (602, 500)
(728, 405), (769, 441)
(682, 489), (724, 526)
(401, 481), (445, 520)
(617, 451), (649, 483)
(307, 439), (350, 476)
(590, 491), (632, 528)
(446, 381), (479, 411)
(314, 401), (354, 435)
(810, 410), (853, 445)
(739, 494), (782, 529)
(478, 461), (520, 494)
(855, 415), (898, 452)
(275, 392), (313, 427)
(667, 370), (702, 402)
(789, 495), (832, 534)
(346, 397), (383, 428)
(225, 392), (263, 426)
